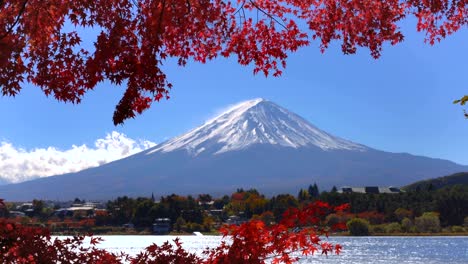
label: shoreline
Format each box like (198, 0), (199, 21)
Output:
(50, 230), (468, 237)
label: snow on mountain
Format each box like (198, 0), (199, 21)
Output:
(1, 98), (467, 201)
(147, 98), (367, 156)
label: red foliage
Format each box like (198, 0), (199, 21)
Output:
(0, 219), (123, 263)
(1, 0), (465, 124)
(205, 201), (348, 263)
(0, 201), (348, 263)
(231, 192), (245, 201)
(131, 238), (201, 264)
(357, 211), (385, 225)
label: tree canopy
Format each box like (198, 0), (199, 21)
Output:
(1, 0), (467, 124)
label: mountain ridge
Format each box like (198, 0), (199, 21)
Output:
(404, 172), (468, 191)
(0, 98), (467, 201)
(146, 98), (367, 156)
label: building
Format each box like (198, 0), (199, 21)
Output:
(153, 218), (171, 235)
(225, 215), (248, 225)
(338, 186), (402, 194)
(53, 206), (95, 218)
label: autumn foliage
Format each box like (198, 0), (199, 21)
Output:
(1, 0), (467, 124)
(0, 199), (348, 263)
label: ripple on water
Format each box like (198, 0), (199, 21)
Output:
(55, 235), (468, 264)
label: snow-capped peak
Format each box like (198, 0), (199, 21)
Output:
(146, 98), (367, 156)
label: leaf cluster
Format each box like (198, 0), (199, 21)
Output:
(0, 201), (348, 263)
(2, 0), (468, 123)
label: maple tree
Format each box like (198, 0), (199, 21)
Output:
(0, 200), (348, 263)
(1, 0), (467, 124)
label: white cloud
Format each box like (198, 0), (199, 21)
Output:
(0, 131), (156, 184)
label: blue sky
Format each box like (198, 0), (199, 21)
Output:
(1, 19), (467, 182)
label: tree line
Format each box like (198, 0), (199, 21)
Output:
(2, 183), (467, 234)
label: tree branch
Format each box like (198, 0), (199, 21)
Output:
(248, 0), (287, 29)
(157, 0), (166, 34)
(0, 0), (29, 41)
(186, 0), (191, 14)
(233, 1), (245, 16)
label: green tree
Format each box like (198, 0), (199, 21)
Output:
(347, 218), (370, 236)
(415, 212), (441, 233)
(106, 196), (136, 226)
(269, 194), (299, 221)
(401, 217), (413, 233)
(32, 199), (48, 220)
(244, 194), (268, 218)
(133, 198), (156, 227)
(436, 185), (468, 226)
(297, 189), (309, 202)
(174, 217), (186, 232)
(394, 208), (413, 222)
(0, 200), (8, 218)
(213, 195), (230, 210)
(308, 183), (319, 199)
(198, 194), (213, 203)
(325, 214), (341, 227)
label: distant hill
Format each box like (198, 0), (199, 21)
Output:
(403, 172), (468, 191)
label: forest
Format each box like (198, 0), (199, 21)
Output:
(2, 184), (467, 235)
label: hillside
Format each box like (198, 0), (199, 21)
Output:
(404, 172), (468, 191)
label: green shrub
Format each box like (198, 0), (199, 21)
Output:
(347, 218), (370, 236)
(385, 222), (402, 233)
(183, 222), (203, 233)
(401, 217), (413, 233)
(326, 214), (341, 227)
(394, 208), (412, 222)
(415, 212), (440, 233)
(464, 216), (468, 227)
(451, 226), (465, 233)
(371, 224), (386, 234)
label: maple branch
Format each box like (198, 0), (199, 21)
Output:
(186, 0), (191, 13)
(242, 5), (246, 22)
(157, 0), (166, 34)
(454, 95), (468, 118)
(262, 249), (302, 261)
(233, 1), (245, 16)
(248, 0), (287, 29)
(0, 0), (29, 41)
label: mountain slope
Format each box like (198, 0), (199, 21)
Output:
(403, 172), (468, 191)
(149, 98), (366, 155)
(1, 99), (467, 201)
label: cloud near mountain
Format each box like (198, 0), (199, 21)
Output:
(0, 131), (156, 184)
(1, 98), (466, 201)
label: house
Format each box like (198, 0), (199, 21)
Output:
(123, 223), (135, 229)
(153, 218), (171, 235)
(8, 211), (26, 217)
(225, 215), (248, 225)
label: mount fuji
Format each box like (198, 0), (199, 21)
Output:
(1, 98), (466, 201)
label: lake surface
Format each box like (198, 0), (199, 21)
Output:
(69, 235), (468, 263)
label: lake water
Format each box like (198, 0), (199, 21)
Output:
(79, 235), (468, 263)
